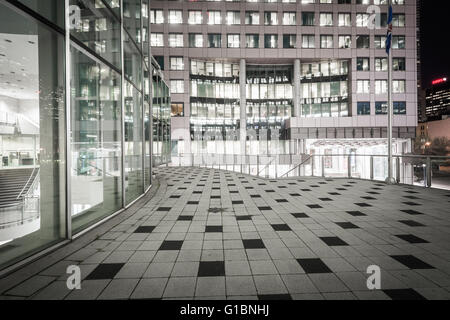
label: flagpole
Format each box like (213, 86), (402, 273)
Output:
(386, 0), (396, 184)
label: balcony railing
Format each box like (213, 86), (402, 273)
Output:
(170, 153), (450, 190)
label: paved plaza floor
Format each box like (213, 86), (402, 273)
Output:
(1, 167), (450, 300)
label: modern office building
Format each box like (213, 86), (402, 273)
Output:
(0, 0), (170, 272)
(424, 77), (450, 121)
(150, 0), (418, 163)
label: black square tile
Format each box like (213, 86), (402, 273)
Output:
(178, 187), (187, 190)
(403, 195), (420, 200)
(290, 193), (301, 197)
(169, 195), (181, 199)
(251, 195), (261, 198)
(245, 187), (254, 190)
(198, 261), (225, 277)
(86, 263), (124, 280)
(205, 226), (223, 233)
(403, 202), (421, 206)
(159, 240), (184, 251)
(258, 206), (272, 211)
(390, 255), (434, 269)
(193, 191), (203, 194)
(292, 212), (309, 218)
(228, 184), (236, 187)
(297, 258), (332, 274)
(210, 195), (221, 199)
(383, 289), (426, 300)
(319, 198), (333, 202)
(232, 200), (244, 205)
(355, 203), (372, 207)
(301, 189), (312, 192)
(258, 294), (292, 300)
(328, 192), (341, 196)
(336, 222), (359, 229)
(336, 188), (347, 191)
(243, 239), (265, 249)
(271, 224), (292, 231)
(230, 190), (239, 194)
(395, 234), (429, 244)
(320, 237), (348, 246)
(178, 216), (193, 221)
(347, 211), (367, 217)
(236, 215), (252, 221)
(278, 186), (287, 189)
(398, 220), (425, 227)
(401, 209), (424, 215)
(187, 201), (199, 205)
(361, 196), (376, 200)
(157, 207), (171, 212)
(134, 226), (155, 233)
(307, 204), (322, 209)
(276, 199), (288, 203)
(265, 190), (275, 193)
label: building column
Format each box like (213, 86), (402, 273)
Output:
(293, 59), (301, 118)
(239, 59), (246, 156)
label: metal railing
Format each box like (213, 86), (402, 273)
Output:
(170, 153), (450, 190)
(0, 170), (40, 230)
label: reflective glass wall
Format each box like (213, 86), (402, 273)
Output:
(0, 1), (66, 269)
(152, 61), (171, 166)
(189, 59), (241, 155)
(0, 0), (169, 271)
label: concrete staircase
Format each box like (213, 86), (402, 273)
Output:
(0, 168), (36, 208)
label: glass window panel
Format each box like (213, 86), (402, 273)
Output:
(0, 3), (66, 268)
(70, 46), (123, 232)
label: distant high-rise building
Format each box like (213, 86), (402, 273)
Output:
(425, 78), (450, 121)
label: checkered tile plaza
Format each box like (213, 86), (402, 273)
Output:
(1, 167), (450, 300)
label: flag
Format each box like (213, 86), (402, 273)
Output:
(385, 4), (393, 55)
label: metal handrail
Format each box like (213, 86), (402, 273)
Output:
(257, 157), (276, 176)
(16, 167), (38, 200)
(279, 155), (312, 178)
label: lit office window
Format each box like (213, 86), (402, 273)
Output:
(170, 57), (184, 70)
(189, 33), (203, 48)
(168, 10), (182, 24)
(150, 9), (164, 24)
(227, 34), (240, 48)
(168, 33), (183, 47)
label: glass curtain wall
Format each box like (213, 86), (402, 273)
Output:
(0, 1), (66, 269)
(152, 60), (171, 166)
(246, 65), (293, 155)
(0, 0), (166, 271)
(300, 60), (349, 118)
(189, 60), (240, 155)
(70, 46), (122, 232)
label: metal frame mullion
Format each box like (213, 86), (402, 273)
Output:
(120, 0), (126, 209)
(140, 0), (146, 192)
(64, 0), (72, 239)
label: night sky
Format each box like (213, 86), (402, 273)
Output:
(420, 0), (450, 89)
